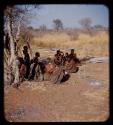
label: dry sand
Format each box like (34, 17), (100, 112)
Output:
(4, 60), (109, 122)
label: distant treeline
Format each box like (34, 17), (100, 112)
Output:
(27, 26), (108, 39)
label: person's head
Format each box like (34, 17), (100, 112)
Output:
(71, 49), (74, 54)
(61, 52), (64, 57)
(57, 50), (60, 54)
(23, 46), (28, 51)
(35, 52), (40, 57)
(23, 50), (27, 55)
(65, 52), (68, 56)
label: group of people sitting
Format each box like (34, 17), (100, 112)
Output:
(4, 33), (80, 87)
(17, 46), (40, 81)
(9, 43), (81, 87)
(53, 49), (80, 66)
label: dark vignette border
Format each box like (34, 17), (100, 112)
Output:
(0, 0), (112, 125)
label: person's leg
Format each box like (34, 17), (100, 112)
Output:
(25, 64), (30, 79)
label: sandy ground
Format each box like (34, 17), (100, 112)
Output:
(4, 60), (109, 122)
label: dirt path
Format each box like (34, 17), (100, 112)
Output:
(4, 62), (109, 122)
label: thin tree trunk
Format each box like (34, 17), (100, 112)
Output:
(7, 16), (20, 85)
(15, 21), (23, 57)
(7, 16), (15, 65)
(16, 21), (21, 40)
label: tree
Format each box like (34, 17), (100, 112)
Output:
(79, 17), (92, 29)
(79, 17), (92, 35)
(4, 5), (40, 85)
(93, 24), (107, 30)
(28, 26), (34, 30)
(4, 5), (40, 41)
(53, 19), (63, 31)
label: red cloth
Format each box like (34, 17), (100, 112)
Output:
(45, 63), (56, 73)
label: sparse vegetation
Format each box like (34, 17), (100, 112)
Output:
(31, 30), (109, 57)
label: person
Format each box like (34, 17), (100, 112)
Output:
(56, 49), (61, 56)
(23, 38), (32, 58)
(54, 50), (64, 66)
(60, 52), (65, 66)
(54, 54), (61, 66)
(28, 52), (40, 80)
(23, 47), (30, 79)
(23, 46), (28, 53)
(33, 52), (40, 64)
(65, 52), (69, 60)
(68, 49), (80, 63)
(63, 52), (69, 64)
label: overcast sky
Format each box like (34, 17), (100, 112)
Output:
(29, 4), (109, 29)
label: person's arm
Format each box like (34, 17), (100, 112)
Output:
(54, 57), (59, 64)
(54, 57), (57, 64)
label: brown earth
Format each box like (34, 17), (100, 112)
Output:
(4, 62), (109, 122)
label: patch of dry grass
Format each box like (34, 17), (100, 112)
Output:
(32, 33), (70, 48)
(31, 31), (109, 57)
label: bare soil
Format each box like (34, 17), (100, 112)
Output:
(4, 61), (109, 122)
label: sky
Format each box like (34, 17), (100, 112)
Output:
(29, 4), (109, 29)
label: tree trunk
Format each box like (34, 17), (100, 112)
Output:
(16, 21), (21, 40)
(15, 21), (23, 57)
(7, 15), (20, 85)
